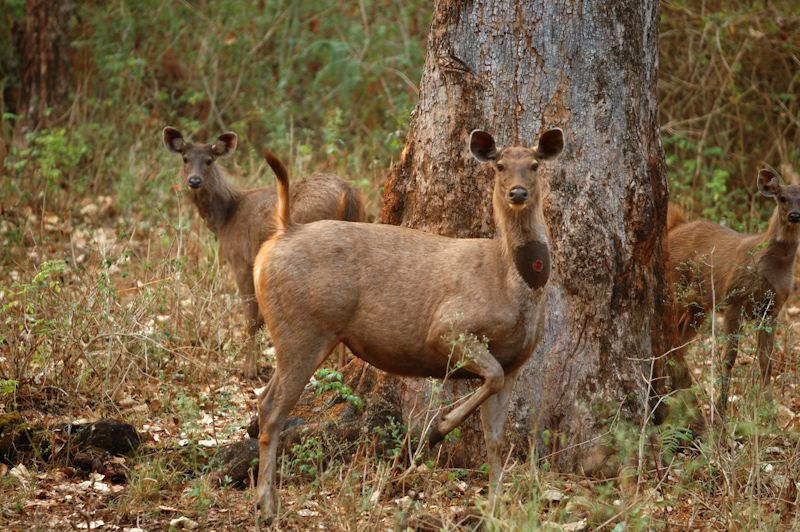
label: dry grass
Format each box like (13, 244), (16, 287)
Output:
(1, 1), (800, 531)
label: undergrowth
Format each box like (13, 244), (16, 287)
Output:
(0, 1), (799, 531)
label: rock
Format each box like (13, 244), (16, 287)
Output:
(0, 412), (45, 464)
(247, 417), (258, 439)
(169, 516), (199, 530)
(542, 488), (564, 502)
(247, 415), (307, 439)
(71, 452), (128, 481)
(283, 416), (307, 430)
(51, 419), (141, 477)
(62, 419), (142, 455)
(211, 439), (259, 488)
(407, 513), (445, 532)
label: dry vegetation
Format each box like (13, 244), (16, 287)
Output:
(1, 1), (800, 531)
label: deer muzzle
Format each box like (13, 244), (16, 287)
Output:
(789, 212), (800, 223)
(187, 176), (203, 189)
(508, 186), (529, 205)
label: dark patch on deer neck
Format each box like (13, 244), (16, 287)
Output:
(512, 239), (550, 290)
(186, 166), (242, 234)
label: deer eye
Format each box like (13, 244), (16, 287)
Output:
(496, 163), (505, 172)
(205, 159), (213, 166)
(531, 162), (539, 171)
(182, 157), (188, 164)
(780, 196), (787, 204)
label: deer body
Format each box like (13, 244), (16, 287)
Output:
(262, 222), (544, 377)
(668, 169), (800, 410)
(252, 128), (564, 520)
(162, 127), (365, 378)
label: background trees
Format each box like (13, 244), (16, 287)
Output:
(16, 0), (70, 137)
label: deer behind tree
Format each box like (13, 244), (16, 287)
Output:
(668, 169), (800, 411)
(162, 127), (365, 379)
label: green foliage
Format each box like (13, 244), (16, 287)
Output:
(289, 427), (324, 477)
(661, 2), (800, 227)
(0, 379), (18, 397)
(2, 0), (429, 221)
(659, 424), (694, 462)
(371, 415), (408, 460)
(310, 368), (364, 410)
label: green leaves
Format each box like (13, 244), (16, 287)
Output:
(310, 368), (364, 410)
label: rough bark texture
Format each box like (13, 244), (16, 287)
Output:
(380, 0), (686, 474)
(18, 0), (70, 133)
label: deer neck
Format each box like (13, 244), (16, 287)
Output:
(186, 167), (242, 234)
(495, 192), (550, 291)
(763, 207), (800, 263)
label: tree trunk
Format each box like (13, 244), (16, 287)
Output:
(379, 0), (689, 474)
(17, 0), (70, 135)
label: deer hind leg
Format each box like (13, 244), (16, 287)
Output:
(427, 341), (506, 447)
(255, 334), (338, 522)
(479, 370), (518, 503)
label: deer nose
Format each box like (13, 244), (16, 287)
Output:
(789, 212), (800, 223)
(187, 176), (203, 189)
(508, 187), (529, 205)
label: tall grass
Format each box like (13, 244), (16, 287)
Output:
(0, 1), (799, 531)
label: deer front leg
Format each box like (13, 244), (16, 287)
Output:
(718, 309), (742, 412)
(479, 370), (517, 505)
(427, 346), (505, 447)
(756, 318), (776, 384)
(236, 271), (263, 379)
(756, 317), (777, 406)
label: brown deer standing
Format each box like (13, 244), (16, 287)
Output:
(668, 169), (800, 412)
(162, 127), (365, 379)
(251, 128), (564, 520)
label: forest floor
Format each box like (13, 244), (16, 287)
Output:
(1, 190), (799, 532)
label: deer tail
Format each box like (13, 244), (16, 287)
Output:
(265, 150), (292, 233)
(337, 183), (366, 223)
(667, 204), (688, 232)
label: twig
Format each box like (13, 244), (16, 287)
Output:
(116, 276), (174, 294)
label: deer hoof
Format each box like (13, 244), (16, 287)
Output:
(428, 426), (444, 448)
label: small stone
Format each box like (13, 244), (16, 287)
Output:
(169, 516), (199, 530)
(542, 488), (564, 502)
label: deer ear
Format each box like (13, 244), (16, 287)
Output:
(163, 127), (185, 154)
(534, 128), (564, 161)
(470, 130), (498, 162)
(757, 169), (780, 197)
(213, 132), (238, 158)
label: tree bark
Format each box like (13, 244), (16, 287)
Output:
(18, 0), (70, 135)
(379, 0), (689, 474)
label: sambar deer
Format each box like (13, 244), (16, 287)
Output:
(162, 127), (364, 378)
(251, 128), (564, 520)
(668, 169), (800, 412)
